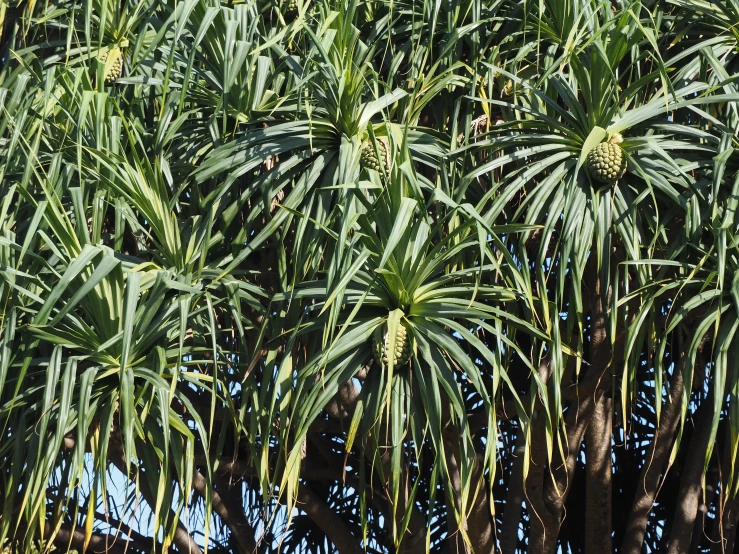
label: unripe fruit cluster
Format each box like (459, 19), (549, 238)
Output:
(586, 134), (627, 185)
(373, 322), (412, 368)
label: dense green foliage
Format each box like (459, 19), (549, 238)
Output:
(2, 0), (739, 552)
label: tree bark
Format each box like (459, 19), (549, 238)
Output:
(297, 483), (365, 554)
(442, 438), (494, 554)
(192, 469), (259, 554)
(46, 526), (132, 554)
(712, 498), (739, 553)
(529, 387), (601, 554)
(499, 426), (526, 554)
(525, 405), (561, 554)
(711, 430), (739, 554)
(621, 358), (686, 554)
(667, 396), (715, 554)
(365, 435), (427, 554)
(522, 359), (559, 554)
(585, 394), (612, 553)
(527, 273), (612, 554)
(689, 451), (719, 554)
(93, 511), (159, 552)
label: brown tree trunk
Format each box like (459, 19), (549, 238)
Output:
(711, 429), (739, 554)
(585, 394), (612, 553)
(521, 358), (559, 554)
(621, 358), (686, 554)
(320, 380), (425, 554)
(667, 396), (715, 554)
(365, 436), (427, 554)
(690, 452), (719, 554)
(500, 427), (526, 554)
(531, 388), (601, 554)
(524, 404), (560, 554)
(712, 498), (739, 553)
(442, 434), (494, 554)
(526, 272), (611, 554)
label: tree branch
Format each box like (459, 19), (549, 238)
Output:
(45, 526), (134, 554)
(296, 483), (364, 554)
(93, 511), (159, 552)
(108, 444), (203, 554)
(191, 469), (260, 554)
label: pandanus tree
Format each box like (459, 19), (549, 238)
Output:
(5, 0), (739, 553)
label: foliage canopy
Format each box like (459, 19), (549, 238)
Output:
(1, 0), (739, 552)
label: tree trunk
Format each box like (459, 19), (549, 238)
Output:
(711, 432), (739, 554)
(712, 499), (739, 553)
(442, 439), (494, 554)
(585, 394), (612, 554)
(689, 451), (719, 554)
(527, 272), (611, 554)
(524, 404), (561, 554)
(621, 358), (686, 554)
(521, 359), (559, 554)
(531, 388), (600, 554)
(365, 436), (427, 554)
(500, 426), (526, 554)
(667, 395), (715, 554)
